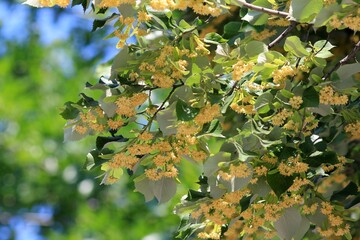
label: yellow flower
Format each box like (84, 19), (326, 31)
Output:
(278, 155), (308, 176)
(138, 132), (153, 141)
(232, 60), (254, 81)
(271, 109), (293, 126)
(107, 119), (124, 130)
(137, 11), (152, 22)
(344, 121), (360, 140)
(302, 203), (318, 215)
(319, 86), (348, 105)
(194, 103), (221, 126)
(39, 0), (70, 7)
(289, 96), (303, 109)
(272, 65), (296, 86)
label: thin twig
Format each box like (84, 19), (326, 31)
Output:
(234, 0), (289, 18)
(322, 40), (360, 80)
(141, 83), (184, 132)
(314, 34), (330, 56)
(268, 21), (297, 49)
(226, 81), (240, 96)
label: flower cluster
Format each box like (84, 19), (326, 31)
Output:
(194, 103), (221, 126)
(109, 152), (139, 169)
(289, 96), (303, 109)
(74, 107), (106, 134)
(192, 189), (250, 226)
(137, 46), (191, 88)
(148, 0), (223, 16)
(232, 60), (254, 81)
(235, 194), (303, 238)
(288, 177), (311, 192)
(302, 203), (318, 215)
(271, 108), (293, 126)
(219, 163), (252, 180)
(115, 93), (148, 117)
(98, 0), (135, 8)
(344, 121), (360, 140)
(315, 202), (350, 238)
(302, 115), (319, 136)
(39, 0), (70, 7)
(319, 86), (348, 105)
(343, 15), (360, 32)
(278, 155), (309, 176)
(262, 154), (278, 165)
(272, 65), (296, 86)
(230, 93), (255, 115)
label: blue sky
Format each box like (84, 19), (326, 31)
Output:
(0, 1), (118, 61)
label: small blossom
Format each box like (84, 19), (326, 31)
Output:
(344, 121), (360, 140)
(319, 86), (348, 105)
(289, 96), (303, 109)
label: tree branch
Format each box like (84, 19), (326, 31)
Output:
(234, 0), (289, 18)
(141, 83), (184, 132)
(322, 40), (360, 80)
(268, 21), (297, 49)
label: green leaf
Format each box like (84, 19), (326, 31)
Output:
(255, 92), (273, 114)
(267, 171), (294, 197)
(314, 40), (335, 58)
(223, 22), (242, 39)
(117, 3), (136, 18)
(204, 152), (231, 177)
(299, 136), (315, 156)
(102, 141), (127, 153)
(178, 19), (196, 32)
(71, 0), (89, 11)
(134, 176), (155, 202)
(314, 4), (341, 27)
(345, 194), (360, 209)
(280, 89), (294, 98)
(274, 207), (310, 240)
(302, 86), (319, 107)
(304, 151), (338, 167)
(186, 74), (201, 86)
(176, 100), (200, 121)
(333, 63), (360, 89)
(245, 41), (268, 58)
(60, 102), (80, 120)
(290, 0), (323, 22)
(186, 189), (208, 201)
(85, 149), (107, 170)
(312, 57), (327, 67)
(92, 13), (119, 32)
(117, 122), (139, 138)
(242, 11), (269, 25)
(64, 122), (88, 142)
(341, 108), (360, 123)
(331, 182), (358, 202)
(157, 103), (177, 136)
(204, 32), (227, 44)
(96, 136), (127, 150)
(284, 36), (310, 57)
(152, 177), (177, 204)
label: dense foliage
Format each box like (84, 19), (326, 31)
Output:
(25, 0), (359, 239)
(0, 3), (178, 239)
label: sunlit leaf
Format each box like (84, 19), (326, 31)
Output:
(284, 36), (310, 57)
(290, 0), (323, 22)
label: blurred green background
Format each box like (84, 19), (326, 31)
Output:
(0, 1), (182, 239)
